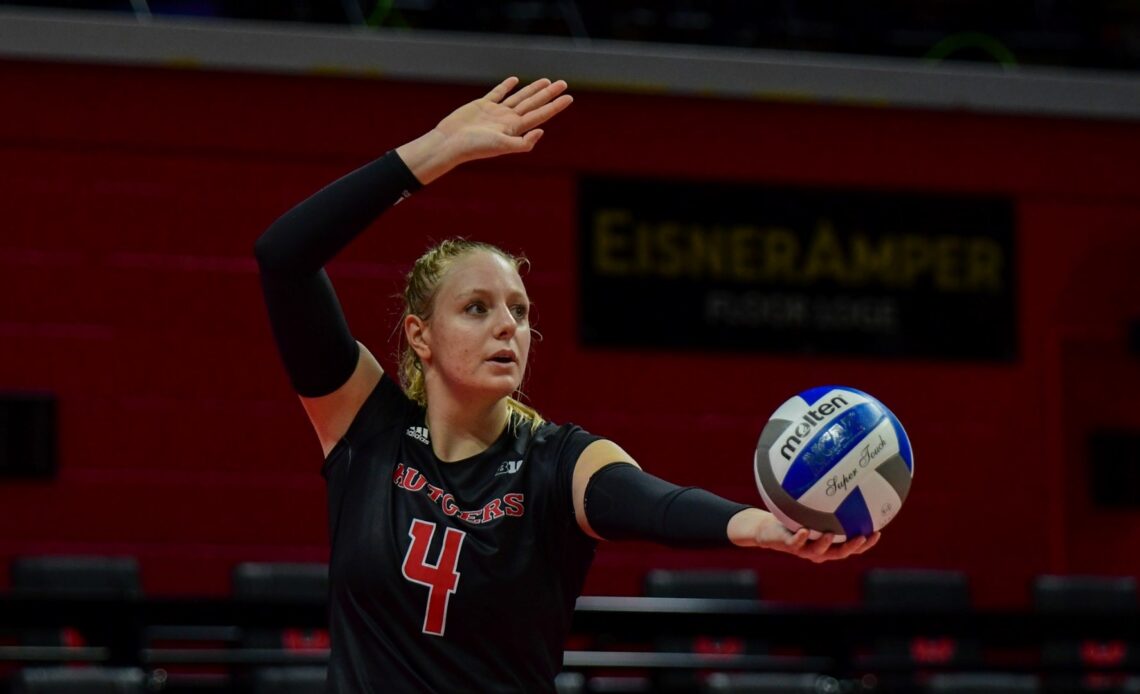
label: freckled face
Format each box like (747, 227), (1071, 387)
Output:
(420, 251), (531, 402)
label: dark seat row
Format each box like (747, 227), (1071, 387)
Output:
(617, 568), (1140, 694)
(11, 668), (1140, 694)
(9, 556), (1137, 611)
(4, 558), (330, 694)
(8, 557), (328, 602)
(645, 566), (1139, 613)
(4, 559), (1140, 694)
(10, 667), (328, 694)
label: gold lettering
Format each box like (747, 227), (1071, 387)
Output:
(657, 223), (684, 277)
(594, 207), (1004, 293)
(763, 228), (799, 283)
(965, 239), (1003, 292)
(803, 220), (848, 284)
(850, 234), (895, 286)
(934, 236), (962, 291)
(899, 235), (933, 286)
(593, 210), (632, 275)
(730, 226), (759, 281)
(691, 226), (726, 279)
(634, 222), (654, 274)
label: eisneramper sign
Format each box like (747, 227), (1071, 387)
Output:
(578, 177), (1016, 360)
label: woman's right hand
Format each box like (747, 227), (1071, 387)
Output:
(396, 77), (573, 185)
(729, 508), (881, 563)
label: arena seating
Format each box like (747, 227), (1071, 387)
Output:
(9, 555), (140, 658)
(861, 568), (980, 693)
(1033, 575), (1139, 694)
(11, 667), (147, 694)
(701, 672), (840, 693)
(643, 569), (765, 693)
(231, 563), (328, 605)
(232, 562), (329, 650)
(924, 672), (1040, 693)
(10, 556), (141, 599)
(249, 667), (327, 694)
(644, 569), (759, 600)
(862, 569), (971, 612)
(232, 563), (329, 694)
(2, 559), (1140, 693)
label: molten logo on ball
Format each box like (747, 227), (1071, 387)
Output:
(777, 394), (851, 461)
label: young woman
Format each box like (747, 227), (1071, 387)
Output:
(254, 76), (878, 693)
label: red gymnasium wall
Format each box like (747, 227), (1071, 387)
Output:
(1, 59), (1139, 607)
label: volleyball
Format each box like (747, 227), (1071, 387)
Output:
(754, 386), (913, 542)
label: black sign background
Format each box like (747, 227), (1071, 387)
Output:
(578, 177), (1017, 360)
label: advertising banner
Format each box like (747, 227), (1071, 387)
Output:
(579, 177), (1017, 360)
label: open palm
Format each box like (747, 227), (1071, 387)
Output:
(434, 77), (574, 162)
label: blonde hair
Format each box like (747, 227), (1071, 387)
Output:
(399, 238), (545, 429)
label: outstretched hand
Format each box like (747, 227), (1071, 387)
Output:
(436, 76), (573, 160)
(396, 77), (573, 185)
(728, 508), (880, 563)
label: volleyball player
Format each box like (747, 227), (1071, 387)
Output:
(254, 76), (879, 693)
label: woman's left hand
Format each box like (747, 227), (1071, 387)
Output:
(727, 508), (880, 563)
(395, 76), (573, 185)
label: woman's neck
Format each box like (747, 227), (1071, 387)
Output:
(424, 395), (511, 463)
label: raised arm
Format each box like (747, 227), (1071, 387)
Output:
(254, 151), (412, 456)
(254, 77), (572, 457)
(572, 440), (879, 562)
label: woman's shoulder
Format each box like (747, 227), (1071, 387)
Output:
(322, 373), (422, 466)
(515, 417), (603, 462)
(347, 372), (421, 439)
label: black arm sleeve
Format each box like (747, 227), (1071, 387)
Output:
(253, 150), (422, 397)
(583, 463), (750, 548)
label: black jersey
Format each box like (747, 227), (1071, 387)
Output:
(322, 374), (602, 693)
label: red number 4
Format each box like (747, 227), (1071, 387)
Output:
(401, 519), (466, 637)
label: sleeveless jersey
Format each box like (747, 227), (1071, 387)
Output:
(322, 374), (601, 692)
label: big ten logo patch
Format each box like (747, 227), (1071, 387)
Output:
(495, 460), (524, 476)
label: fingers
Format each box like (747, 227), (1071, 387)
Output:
(485, 76), (520, 103)
(520, 129), (544, 150)
(514, 79), (569, 115)
(810, 533), (837, 561)
(489, 77), (568, 114)
(484, 77), (572, 152)
(502, 78), (552, 109)
(518, 94), (574, 134)
(856, 532), (881, 554)
(769, 527), (881, 563)
(490, 128), (545, 156)
(834, 535), (868, 560)
(785, 528), (810, 551)
(804, 533), (876, 563)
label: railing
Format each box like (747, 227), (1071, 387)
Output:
(2, 594), (1138, 675)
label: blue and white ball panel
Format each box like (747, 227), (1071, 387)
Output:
(883, 405), (913, 472)
(755, 386), (913, 542)
(778, 402), (886, 497)
(795, 418), (903, 526)
(764, 387), (877, 483)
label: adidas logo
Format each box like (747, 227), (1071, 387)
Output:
(405, 426), (430, 445)
(495, 460), (524, 476)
